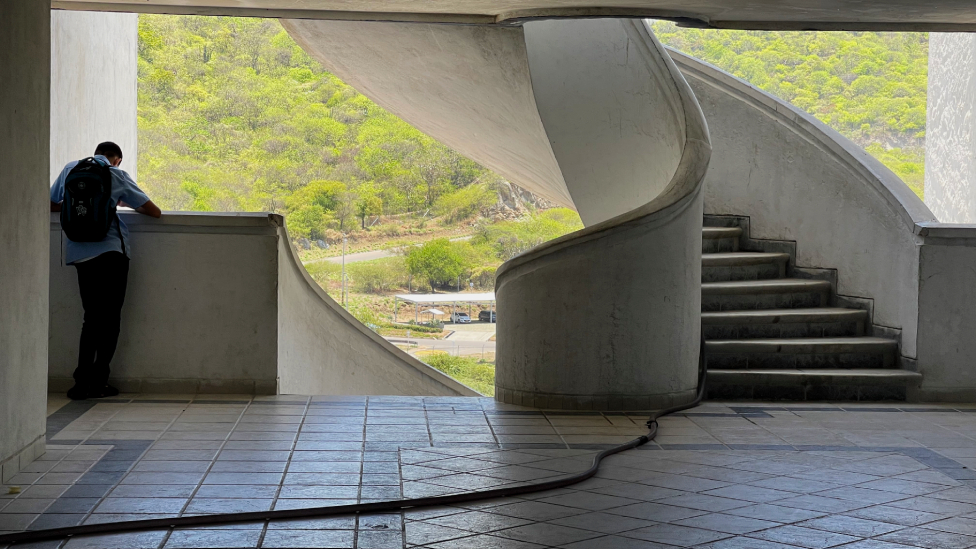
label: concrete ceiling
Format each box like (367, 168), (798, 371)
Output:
(52, 0), (976, 30)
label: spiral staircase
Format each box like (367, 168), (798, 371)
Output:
(283, 16), (926, 406)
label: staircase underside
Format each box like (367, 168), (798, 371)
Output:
(701, 216), (920, 401)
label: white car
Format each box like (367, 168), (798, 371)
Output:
(452, 312), (471, 323)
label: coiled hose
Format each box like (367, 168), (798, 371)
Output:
(0, 339), (706, 546)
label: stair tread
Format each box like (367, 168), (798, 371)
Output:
(706, 337), (898, 353)
(703, 252), (790, 266)
(708, 369), (921, 386)
(703, 227), (742, 239)
(702, 278), (830, 294)
(702, 308), (867, 324)
(709, 368), (920, 378)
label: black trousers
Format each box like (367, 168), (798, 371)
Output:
(73, 251), (129, 388)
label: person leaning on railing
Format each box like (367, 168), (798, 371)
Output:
(49, 141), (162, 400)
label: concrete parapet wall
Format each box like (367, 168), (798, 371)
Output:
(50, 213), (280, 393)
(49, 212), (475, 397)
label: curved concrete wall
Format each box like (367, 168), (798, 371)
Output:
(523, 19), (684, 225)
(276, 219), (479, 396)
(282, 19), (572, 207)
(49, 212), (476, 397)
(671, 50), (935, 361)
(495, 21), (709, 409)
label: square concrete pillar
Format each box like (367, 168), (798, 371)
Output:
(51, 10), (138, 181)
(0, 1), (51, 481)
(926, 33), (976, 223)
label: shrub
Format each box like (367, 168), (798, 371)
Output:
(348, 257), (408, 294)
(433, 184), (495, 223)
(421, 352), (495, 396)
(405, 238), (471, 291)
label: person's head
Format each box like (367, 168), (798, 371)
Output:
(94, 142), (123, 167)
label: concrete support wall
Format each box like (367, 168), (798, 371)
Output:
(0, 1), (50, 482)
(51, 10), (138, 182)
(915, 225), (976, 400)
(48, 212), (475, 397)
(926, 33), (976, 223)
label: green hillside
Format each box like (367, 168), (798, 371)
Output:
(136, 16), (929, 224)
(652, 22), (927, 195)
(137, 15), (495, 240)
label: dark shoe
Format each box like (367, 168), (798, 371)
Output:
(66, 384), (88, 400)
(87, 384), (120, 399)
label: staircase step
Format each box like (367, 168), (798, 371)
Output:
(706, 369), (921, 401)
(702, 227), (741, 253)
(702, 252), (789, 282)
(702, 279), (830, 311)
(705, 337), (897, 369)
(702, 308), (866, 339)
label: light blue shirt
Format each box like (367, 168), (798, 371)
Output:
(51, 155), (150, 264)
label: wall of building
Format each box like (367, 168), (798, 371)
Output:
(0, 1), (50, 482)
(926, 34), (976, 224)
(51, 10), (138, 182)
(49, 213), (281, 393)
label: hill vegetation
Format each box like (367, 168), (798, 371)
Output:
(652, 22), (927, 195)
(137, 14), (501, 240)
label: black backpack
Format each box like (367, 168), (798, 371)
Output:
(60, 157), (124, 251)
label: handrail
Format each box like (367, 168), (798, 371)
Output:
(495, 20), (711, 282)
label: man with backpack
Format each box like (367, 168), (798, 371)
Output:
(50, 142), (161, 400)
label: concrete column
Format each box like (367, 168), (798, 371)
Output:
(51, 10), (138, 180)
(0, 1), (51, 481)
(925, 34), (976, 223)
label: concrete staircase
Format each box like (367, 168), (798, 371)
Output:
(701, 216), (921, 401)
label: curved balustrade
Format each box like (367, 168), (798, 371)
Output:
(494, 21), (710, 409)
(668, 49), (934, 362)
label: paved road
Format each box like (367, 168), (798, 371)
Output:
(386, 337), (496, 357)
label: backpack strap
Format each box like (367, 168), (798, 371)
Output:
(116, 214), (126, 257)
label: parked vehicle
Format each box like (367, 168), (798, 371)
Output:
(452, 312), (471, 323)
(478, 310), (496, 322)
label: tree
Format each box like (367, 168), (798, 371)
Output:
(405, 239), (470, 292)
(356, 195), (383, 229)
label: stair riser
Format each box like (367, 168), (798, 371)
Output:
(702, 237), (738, 253)
(703, 320), (863, 339)
(706, 383), (906, 401)
(705, 352), (894, 370)
(702, 262), (785, 282)
(702, 291), (828, 311)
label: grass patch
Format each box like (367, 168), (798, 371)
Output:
(419, 352), (495, 396)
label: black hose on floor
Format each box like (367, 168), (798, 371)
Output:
(0, 339), (707, 546)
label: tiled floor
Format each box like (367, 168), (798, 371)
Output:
(5, 396), (976, 548)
